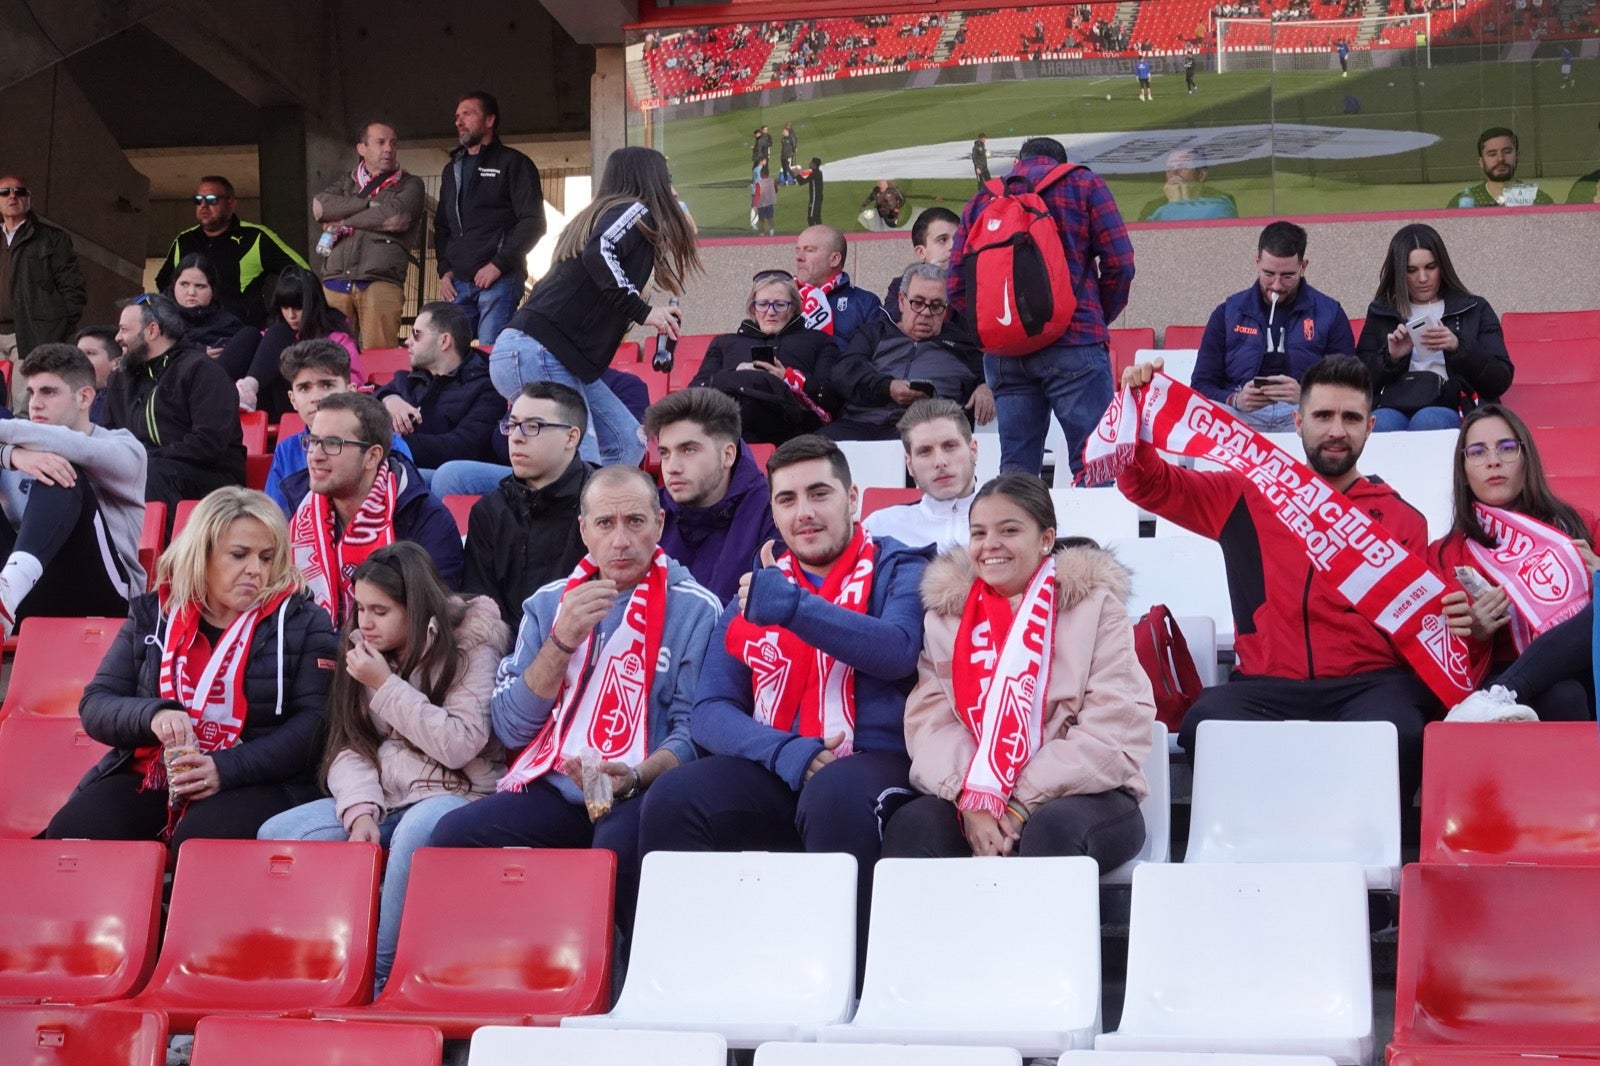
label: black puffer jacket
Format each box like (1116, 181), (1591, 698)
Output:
(102, 340), (246, 484)
(75, 590), (338, 794)
(175, 302), (247, 352)
(1356, 292), (1515, 412)
(463, 455), (593, 626)
(690, 317), (844, 444)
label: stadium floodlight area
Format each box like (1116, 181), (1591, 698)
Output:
(1215, 13), (1431, 74)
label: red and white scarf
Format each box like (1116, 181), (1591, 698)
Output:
(1467, 503), (1591, 652)
(290, 470), (397, 623)
(782, 366), (834, 425)
(1083, 372), (1475, 706)
(498, 550), (670, 792)
(798, 272), (845, 335)
(952, 557), (1057, 819)
(725, 527), (877, 754)
(325, 163), (407, 242)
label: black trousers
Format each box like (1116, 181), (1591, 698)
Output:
(144, 456), (238, 513)
(1495, 604), (1596, 721)
(881, 788), (1145, 870)
(0, 473), (129, 623)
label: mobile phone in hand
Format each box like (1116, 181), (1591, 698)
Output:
(1252, 376), (1272, 389)
(751, 344), (776, 362)
(910, 380), (936, 396)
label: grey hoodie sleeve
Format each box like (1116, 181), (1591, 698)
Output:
(0, 423), (145, 486)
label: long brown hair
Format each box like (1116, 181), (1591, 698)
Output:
(320, 541), (469, 790)
(1450, 403), (1588, 548)
(552, 146), (702, 295)
(1374, 223), (1472, 318)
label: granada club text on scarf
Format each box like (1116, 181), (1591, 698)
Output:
(1083, 371), (1475, 707)
(1466, 503), (1591, 653)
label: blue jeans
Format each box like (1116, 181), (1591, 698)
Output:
(432, 460), (512, 498)
(1236, 400), (1299, 432)
(450, 272), (524, 346)
(1372, 406), (1461, 432)
(489, 328), (645, 467)
(257, 793), (472, 992)
(984, 342), (1114, 481)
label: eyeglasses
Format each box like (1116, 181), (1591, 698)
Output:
(1462, 439), (1523, 464)
(500, 415), (574, 439)
(752, 269), (794, 283)
(0, 187), (29, 198)
(905, 296), (949, 316)
(752, 299), (793, 313)
(191, 194), (228, 205)
(302, 434), (376, 456)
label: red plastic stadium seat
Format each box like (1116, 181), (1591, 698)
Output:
(245, 454), (271, 492)
(277, 412), (307, 440)
(361, 348), (412, 386)
(860, 487), (920, 519)
(612, 341), (642, 367)
(748, 443), (776, 471)
(442, 495), (477, 539)
(170, 500), (199, 542)
(0, 1006), (166, 1066)
(238, 410), (269, 456)
(1348, 317), (1365, 342)
(1534, 428), (1600, 481)
(667, 333), (715, 391)
(1163, 324), (1205, 349)
(1390, 1051), (1600, 1065)
(1500, 381), (1600, 427)
(1420, 722), (1600, 866)
(0, 617), (116, 720)
(1392, 863), (1600, 1058)
(308, 848), (614, 1039)
(191, 1016), (441, 1066)
(1503, 339), (1599, 385)
(1549, 475), (1600, 515)
(138, 503), (167, 592)
(1109, 327), (1156, 376)
(124, 840), (381, 1033)
(0, 716), (110, 838)
(0, 840), (164, 1003)
(1501, 309), (1600, 344)
(618, 365), (669, 406)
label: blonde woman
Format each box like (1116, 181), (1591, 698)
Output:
(45, 487), (338, 854)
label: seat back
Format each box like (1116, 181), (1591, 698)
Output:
(170, 499), (200, 542)
(441, 495), (478, 539)
(0, 617), (117, 719)
(1063, 1056), (1336, 1066)
(853, 857), (1100, 1034)
(1505, 338), (1600, 385)
(667, 333), (715, 390)
(1050, 488), (1143, 544)
(277, 412), (307, 440)
(1355, 428), (1456, 539)
(0, 1006), (166, 1066)
(1102, 721), (1171, 885)
(469, 1026), (726, 1065)
(611, 851), (857, 1026)
(611, 341), (642, 367)
(131, 839), (380, 1029)
(1394, 864), (1600, 1053)
(1162, 325), (1205, 349)
(379, 847), (613, 1020)
(138, 504), (167, 592)
(191, 1016), (440, 1065)
(360, 348), (413, 384)
(1420, 721), (1600, 865)
(1530, 425), (1600, 480)
(837, 439), (911, 490)
(759, 1044), (1022, 1065)
(1187, 720), (1400, 889)
(1140, 347), (1198, 387)
(1109, 327), (1156, 377)
(238, 410), (269, 456)
(1500, 309), (1600, 344)
(1502, 381), (1600, 428)
(1105, 537), (1234, 646)
(0, 840), (164, 1003)
(617, 364), (669, 406)
(0, 716), (111, 838)
(859, 487), (920, 520)
(1116, 862), (1371, 1043)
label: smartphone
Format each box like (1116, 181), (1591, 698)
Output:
(1252, 376), (1272, 389)
(1406, 314), (1431, 333)
(751, 344), (776, 362)
(910, 380), (936, 396)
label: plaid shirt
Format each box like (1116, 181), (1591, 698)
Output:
(947, 155), (1135, 349)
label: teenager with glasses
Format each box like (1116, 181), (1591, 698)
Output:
(462, 381), (594, 628)
(155, 176), (309, 329)
(1431, 403), (1599, 722)
(688, 270), (843, 444)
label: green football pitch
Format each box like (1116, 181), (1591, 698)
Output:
(645, 56), (1599, 237)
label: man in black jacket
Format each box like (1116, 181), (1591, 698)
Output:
(462, 381), (591, 627)
(0, 176), (86, 376)
(105, 295), (244, 509)
(435, 91), (546, 346)
(375, 301), (505, 472)
(153, 176), (308, 328)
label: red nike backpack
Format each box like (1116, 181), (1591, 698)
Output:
(960, 163), (1082, 357)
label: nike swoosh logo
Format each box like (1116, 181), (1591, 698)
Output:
(997, 281), (1013, 327)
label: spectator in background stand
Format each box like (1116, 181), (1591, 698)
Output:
(885, 208), (961, 322)
(0, 175), (86, 394)
(154, 176), (308, 329)
(862, 398), (980, 552)
(753, 164), (778, 237)
(1448, 127), (1553, 207)
(73, 326), (121, 425)
(376, 301), (505, 474)
(1565, 121), (1600, 204)
(234, 266), (363, 422)
(794, 224), (883, 346)
(165, 254), (247, 363)
(860, 180), (907, 229)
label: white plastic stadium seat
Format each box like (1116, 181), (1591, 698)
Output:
(1061, 1053), (1335, 1066)
(1101, 720), (1172, 886)
(470, 1026), (726, 1065)
(1175, 615), (1219, 687)
(1355, 429), (1456, 540)
(563, 852), (856, 1048)
(1050, 488), (1142, 544)
(1097, 862), (1373, 1064)
(1140, 348), (1199, 388)
(758, 1043), (1022, 1066)
(1186, 720), (1400, 891)
(818, 856), (1101, 1056)
(1106, 537), (1234, 651)
(837, 440), (909, 490)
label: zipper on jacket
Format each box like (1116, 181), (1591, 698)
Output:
(1301, 569), (1316, 679)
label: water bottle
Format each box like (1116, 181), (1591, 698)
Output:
(1457, 187), (1475, 209)
(315, 229), (337, 257)
(653, 297), (680, 374)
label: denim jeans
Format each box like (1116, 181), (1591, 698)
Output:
(1372, 406), (1462, 432)
(489, 328), (645, 467)
(257, 792), (472, 992)
(1236, 400), (1299, 432)
(984, 341), (1114, 482)
(431, 460), (512, 498)
(450, 272), (524, 346)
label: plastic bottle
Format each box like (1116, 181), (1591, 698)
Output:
(653, 297), (681, 374)
(316, 229), (337, 257)
(1457, 187), (1475, 209)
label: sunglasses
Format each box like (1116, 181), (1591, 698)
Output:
(0, 187), (29, 198)
(191, 194), (229, 205)
(752, 269), (794, 283)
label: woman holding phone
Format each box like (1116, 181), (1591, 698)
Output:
(1356, 223), (1513, 432)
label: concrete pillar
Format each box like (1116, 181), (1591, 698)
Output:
(591, 45), (628, 178)
(259, 105), (349, 260)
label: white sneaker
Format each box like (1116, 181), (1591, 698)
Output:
(1446, 685), (1537, 723)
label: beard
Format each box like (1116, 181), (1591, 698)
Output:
(1306, 441), (1359, 480)
(121, 333), (151, 369)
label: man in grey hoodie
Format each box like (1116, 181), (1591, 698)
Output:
(0, 343), (146, 637)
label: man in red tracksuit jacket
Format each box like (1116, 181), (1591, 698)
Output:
(1118, 354), (1479, 802)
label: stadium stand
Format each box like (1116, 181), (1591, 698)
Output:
(0, 616), (117, 720)
(190, 1016), (442, 1066)
(0, 715), (110, 838)
(1104, 720), (1172, 885)
(0, 1006), (167, 1066)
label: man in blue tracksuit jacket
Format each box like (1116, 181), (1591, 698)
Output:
(1189, 220), (1355, 431)
(640, 434), (931, 978)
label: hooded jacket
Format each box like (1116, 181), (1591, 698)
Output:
(462, 454), (593, 627)
(830, 314), (983, 432)
(374, 347), (506, 468)
(4, 214), (87, 354)
(690, 317), (844, 443)
(325, 594), (511, 829)
(102, 339), (246, 485)
(658, 445), (782, 603)
(174, 302), (247, 352)
(906, 546), (1154, 811)
(691, 535), (934, 789)
(434, 139), (546, 280)
(1191, 280), (1356, 403)
(75, 589), (338, 794)
(1356, 292), (1514, 413)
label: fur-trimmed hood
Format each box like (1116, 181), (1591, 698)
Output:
(920, 545), (1134, 617)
